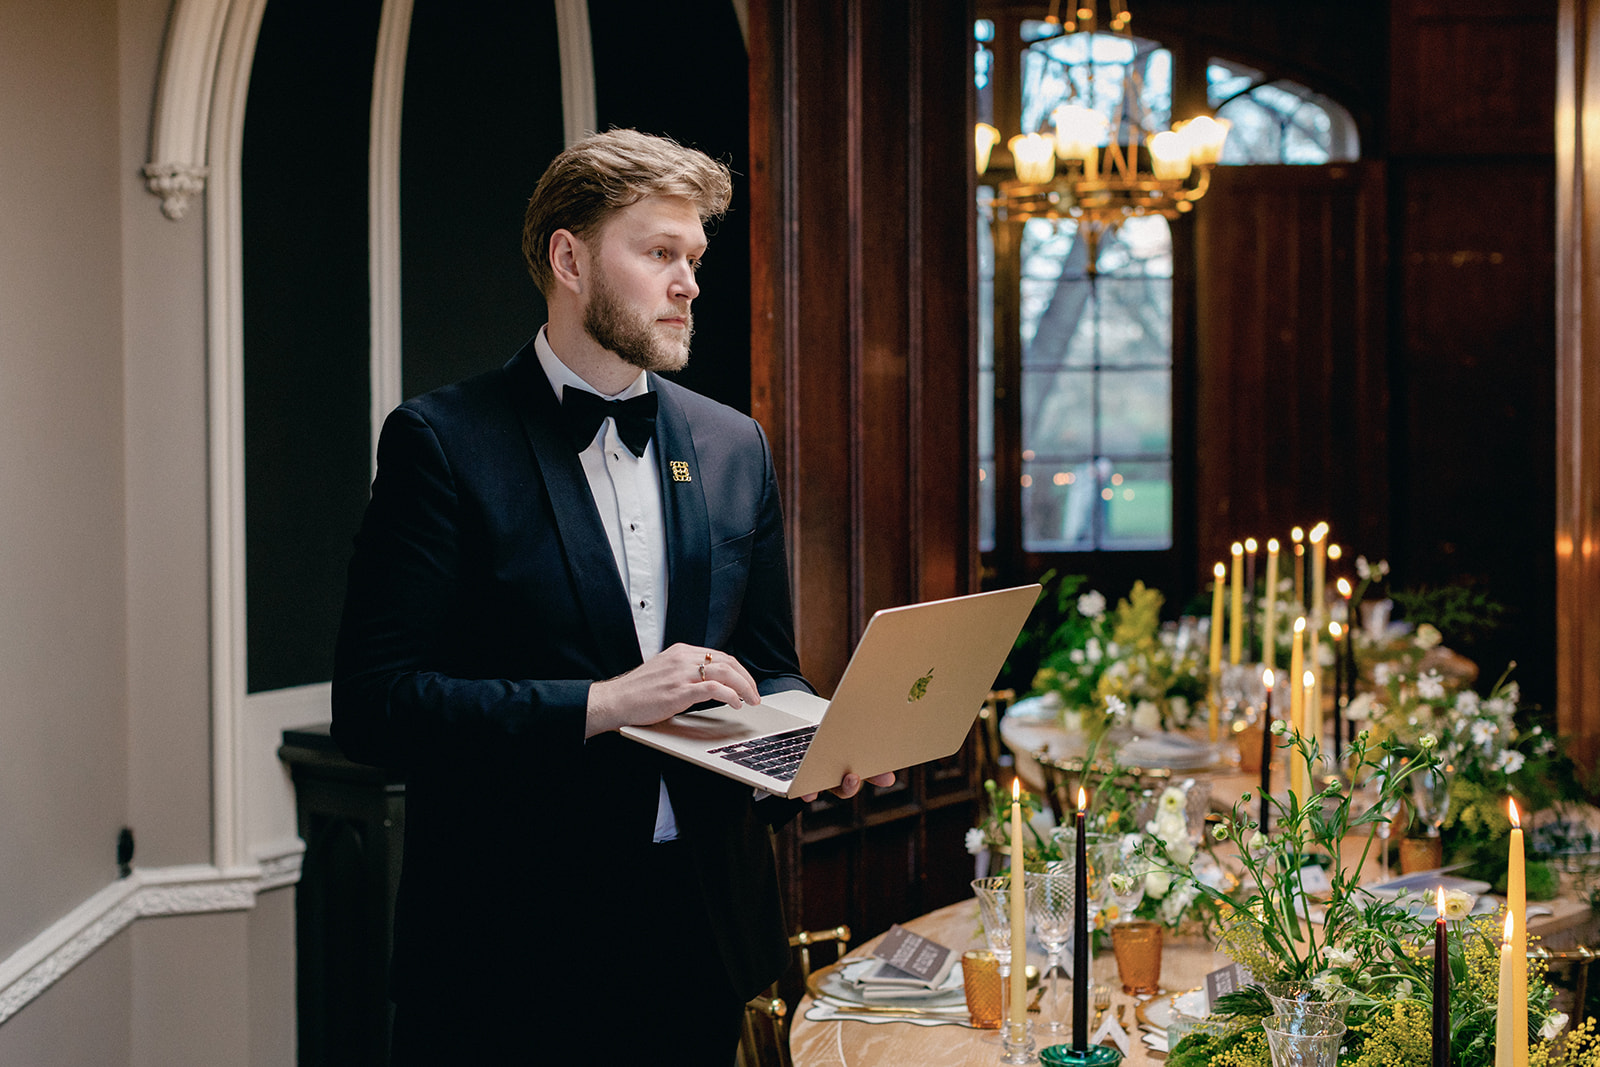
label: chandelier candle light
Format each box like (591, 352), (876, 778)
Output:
(975, 0), (1231, 272)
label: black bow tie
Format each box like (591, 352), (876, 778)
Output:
(561, 386), (658, 458)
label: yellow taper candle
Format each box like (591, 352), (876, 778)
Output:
(1495, 912), (1516, 1067)
(1310, 522), (1329, 623)
(1508, 799), (1527, 1067)
(1302, 669), (1317, 785)
(1263, 539), (1280, 670)
(1209, 562), (1225, 743)
(1010, 777), (1027, 1037)
(1288, 618), (1306, 803)
(1229, 542), (1245, 665)
(1291, 527), (1305, 606)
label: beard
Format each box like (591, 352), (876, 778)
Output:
(581, 262), (693, 374)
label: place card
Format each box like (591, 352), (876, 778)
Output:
(1298, 863), (1333, 895)
(1204, 961), (1253, 1012)
(867, 924), (955, 986)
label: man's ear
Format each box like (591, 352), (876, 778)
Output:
(549, 229), (587, 296)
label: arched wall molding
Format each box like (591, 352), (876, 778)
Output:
(144, 0), (231, 219)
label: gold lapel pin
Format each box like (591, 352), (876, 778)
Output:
(669, 460), (692, 483)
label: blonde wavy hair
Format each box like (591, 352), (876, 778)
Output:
(521, 129), (733, 297)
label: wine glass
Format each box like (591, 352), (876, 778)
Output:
(1411, 763), (1452, 841)
(972, 875), (1036, 1052)
(1025, 870), (1075, 1034)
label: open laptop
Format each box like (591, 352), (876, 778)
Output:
(620, 585), (1041, 799)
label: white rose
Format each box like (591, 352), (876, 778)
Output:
(1078, 591), (1107, 618)
(1144, 869), (1172, 898)
(1345, 692), (1375, 722)
(1541, 1012), (1570, 1040)
(965, 827), (987, 855)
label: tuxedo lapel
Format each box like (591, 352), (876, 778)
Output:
(503, 346), (643, 672)
(650, 378), (711, 649)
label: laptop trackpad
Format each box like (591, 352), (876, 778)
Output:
(656, 699), (818, 742)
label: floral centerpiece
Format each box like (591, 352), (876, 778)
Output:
(1023, 572), (1208, 738)
(1351, 629), (1568, 897)
(1153, 725), (1570, 1067)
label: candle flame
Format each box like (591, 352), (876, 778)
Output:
(1437, 886), (1447, 915)
(1504, 912), (1516, 942)
(1337, 577), (1353, 598)
(1263, 668), (1275, 688)
(1245, 537), (1258, 552)
(1267, 538), (1279, 551)
(1294, 616), (1306, 633)
(1214, 562), (1226, 578)
(1077, 786), (1087, 812)
(1291, 527), (1304, 543)
(1013, 776), (1021, 801)
(1330, 621), (1343, 639)
(1232, 542), (1244, 556)
(1310, 521), (1329, 542)
(1328, 544), (1342, 561)
(1303, 669), (1315, 690)
(1509, 797), (1520, 828)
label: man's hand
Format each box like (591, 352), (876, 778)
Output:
(800, 770), (896, 804)
(585, 643), (761, 738)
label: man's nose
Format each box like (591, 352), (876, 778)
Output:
(671, 262), (699, 301)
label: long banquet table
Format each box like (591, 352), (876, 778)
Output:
(788, 897), (1227, 1067)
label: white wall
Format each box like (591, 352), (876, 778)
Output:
(0, 0), (295, 1061)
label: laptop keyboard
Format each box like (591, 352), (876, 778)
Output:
(707, 724), (818, 782)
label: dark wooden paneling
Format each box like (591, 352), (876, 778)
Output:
(1193, 163), (1389, 578)
(1394, 157), (1557, 695)
(1391, 1), (1558, 157)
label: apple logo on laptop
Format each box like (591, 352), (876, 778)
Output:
(906, 668), (935, 703)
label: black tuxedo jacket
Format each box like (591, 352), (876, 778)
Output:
(332, 338), (808, 1013)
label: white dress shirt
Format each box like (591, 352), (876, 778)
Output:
(534, 329), (679, 841)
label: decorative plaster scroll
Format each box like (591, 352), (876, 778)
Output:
(145, 0), (231, 218)
(142, 161), (210, 220)
(0, 851), (302, 1026)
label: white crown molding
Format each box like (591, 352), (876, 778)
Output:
(145, 0), (231, 218)
(0, 849), (302, 1026)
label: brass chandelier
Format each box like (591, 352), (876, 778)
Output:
(976, 0), (1230, 266)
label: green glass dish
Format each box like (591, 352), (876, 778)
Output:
(1039, 1045), (1125, 1067)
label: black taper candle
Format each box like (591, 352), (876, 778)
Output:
(1073, 794), (1088, 1052)
(1331, 625), (1344, 768)
(1433, 894), (1450, 1067)
(1260, 670), (1274, 833)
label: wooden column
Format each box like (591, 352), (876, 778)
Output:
(1557, 0), (1600, 773)
(748, 0), (983, 946)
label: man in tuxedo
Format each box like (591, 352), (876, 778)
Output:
(332, 129), (890, 1063)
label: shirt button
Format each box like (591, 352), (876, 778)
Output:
(629, 522), (638, 532)
(639, 599), (647, 610)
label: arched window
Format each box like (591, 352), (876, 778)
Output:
(977, 14), (1361, 586)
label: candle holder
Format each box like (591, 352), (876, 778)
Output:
(1039, 1045), (1123, 1066)
(1001, 1017), (1038, 1064)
